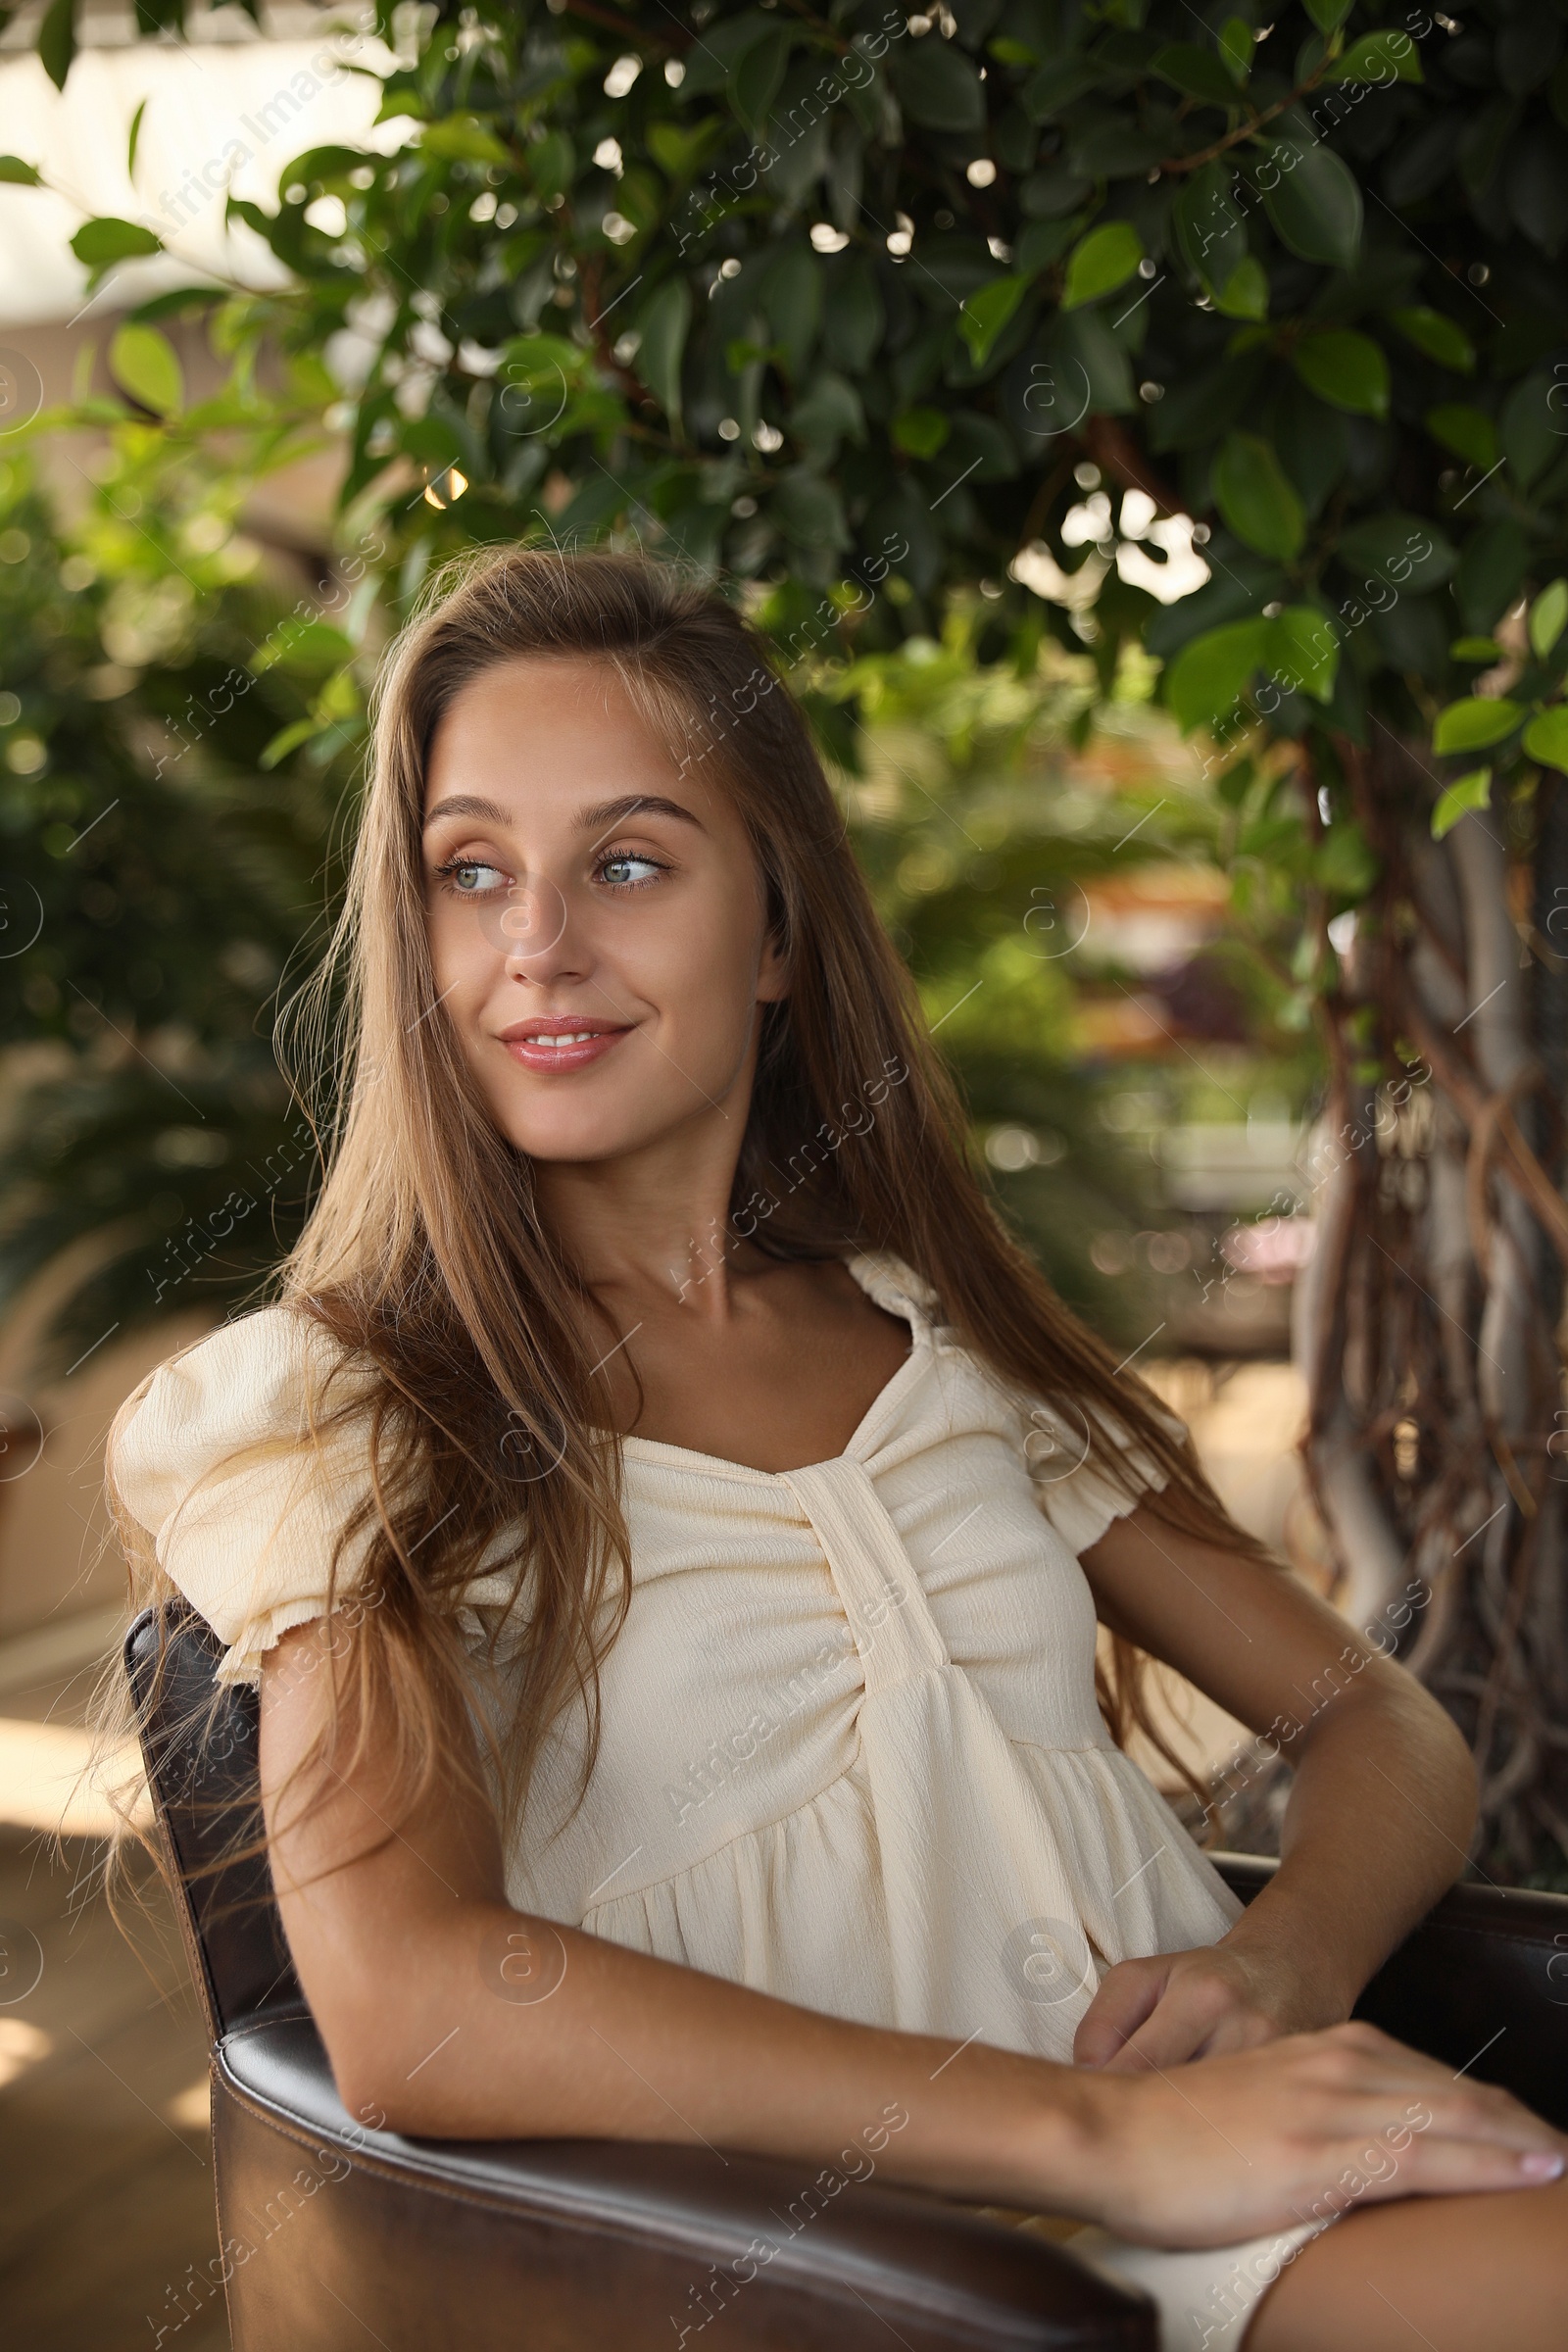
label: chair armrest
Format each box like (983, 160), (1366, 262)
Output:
(1212, 1853), (1568, 2130)
(212, 2014), (1156, 2351)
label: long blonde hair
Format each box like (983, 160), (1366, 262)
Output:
(99, 547), (1266, 1920)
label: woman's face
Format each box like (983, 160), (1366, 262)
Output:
(422, 655), (787, 1164)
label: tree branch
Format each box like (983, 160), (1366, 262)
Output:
(1078, 416), (1187, 520)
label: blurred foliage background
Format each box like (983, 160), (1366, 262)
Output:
(1, 433), (1306, 1364)
(4, 0), (1567, 1878)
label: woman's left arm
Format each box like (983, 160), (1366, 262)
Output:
(1071, 1498), (1478, 2073)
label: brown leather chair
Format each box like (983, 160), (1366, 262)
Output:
(126, 1602), (1568, 2352)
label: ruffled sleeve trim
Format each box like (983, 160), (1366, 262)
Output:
(210, 1594), (346, 1690)
(108, 1302), (380, 1689)
(1022, 1395), (1183, 1558)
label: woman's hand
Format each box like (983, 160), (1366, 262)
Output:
(1060, 2021), (1568, 2249)
(1073, 1935), (1347, 2071)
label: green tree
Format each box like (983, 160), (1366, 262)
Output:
(0, 425), (367, 1360)
(20, 0), (1568, 1877)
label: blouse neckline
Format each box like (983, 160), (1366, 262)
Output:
(617, 1250), (935, 1485)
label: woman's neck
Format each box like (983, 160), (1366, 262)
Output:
(531, 1120), (759, 1322)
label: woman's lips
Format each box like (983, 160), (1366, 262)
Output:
(500, 1023), (632, 1072)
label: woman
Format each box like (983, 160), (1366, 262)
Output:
(104, 551), (1566, 2349)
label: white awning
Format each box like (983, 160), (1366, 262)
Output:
(0, 23), (407, 327)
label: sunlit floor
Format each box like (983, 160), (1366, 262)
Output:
(0, 1818), (224, 2349)
(0, 1619), (225, 2350)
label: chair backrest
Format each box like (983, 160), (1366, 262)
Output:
(124, 1601), (305, 2046)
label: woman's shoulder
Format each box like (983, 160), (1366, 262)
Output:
(107, 1299), (384, 1688)
(108, 1299), (368, 1542)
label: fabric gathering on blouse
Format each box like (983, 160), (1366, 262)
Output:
(109, 1248), (1324, 2349)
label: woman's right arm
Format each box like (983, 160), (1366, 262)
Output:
(259, 1618), (1567, 2250)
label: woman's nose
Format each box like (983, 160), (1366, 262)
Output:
(472, 872), (573, 974)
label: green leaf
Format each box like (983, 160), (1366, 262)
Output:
(421, 116), (513, 167)
(1218, 18), (1252, 83)
(789, 371), (865, 460)
(71, 216), (164, 273)
(891, 406), (950, 458)
(1212, 432), (1306, 561)
(891, 40), (986, 130)
(1165, 617), (1271, 731)
(1529, 579), (1568, 660)
(1174, 163), (1248, 294)
(1523, 701), (1568, 766)
(1272, 606), (1339, 702)
(1291, 329), (1389, 419)
(1338, 514), (1456, 594)
(1314, 820), (1378, 897)
(959, 274), (1029, 367)
(1431, 768), (1494, 838)
(1304, 0), (1352, 27)
(731, 26), (791, 134)
(637, 277), (692, 436)
(1457, 519), (1529, 634)
(1432, 698), (1524, 754)
(647, 119), (722, 185)
(1500, 372), (1557, 490)
(1330, 29), (1422, 83)
(761, 244), (821, 376)
(126, 96), (147, 182)
(109, 321), (182, 416)
(37, 0), (77, 92)
(1152, 44), (1241, 108)
(1052, 308), (1135, 415)
(0, 155), (42, 186)
(1259, 135), (1362, 270)
(1061, 222), (1144, 310)
(771, 466), (847, 552)
(1450, 637), (1502, 662)
(251, 620), (357, 676)
(1426, 404), (1497, 471)
(821, 257), (884, 372)
(1214, 256), (1268, 320)
(1017, 216), (1080, 276)
(1523, 708), (1568, 770)
(527, 128), (574, 203)
(259, 717), (319, 771)
(1389, 307), (1475, 372)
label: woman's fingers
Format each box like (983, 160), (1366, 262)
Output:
(1074, 2021), (1568, 2247)
(1090, 1957), (1271, 2073)
(1073, 1956), (1169, 2067)
(1376, 2131), (1568, 2199)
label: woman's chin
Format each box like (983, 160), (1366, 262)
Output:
(494, 1104), (691, 1166)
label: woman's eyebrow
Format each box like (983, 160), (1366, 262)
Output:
(421, 792), (704, 835)
(422, 793), (511, 830)
(579, 793), (704, 839)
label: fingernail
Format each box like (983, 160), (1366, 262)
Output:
(1517, 2152), (1564, 2180)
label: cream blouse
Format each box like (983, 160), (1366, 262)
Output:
(109, 1248), (1243, 2068)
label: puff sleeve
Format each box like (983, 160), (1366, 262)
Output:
(1022, 1395), (1180, 1558)
(108, 1304), (382, 1689)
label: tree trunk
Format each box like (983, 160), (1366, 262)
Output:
(1288, 737), (1568, 1886)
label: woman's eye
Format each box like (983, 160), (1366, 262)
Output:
(438, 858), (508, 896)
(597, 853), (666, 889)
